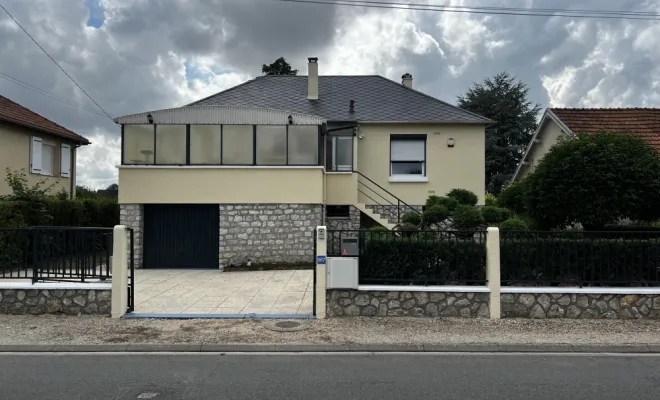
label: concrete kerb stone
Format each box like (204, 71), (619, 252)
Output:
(1, 343), (659, 353)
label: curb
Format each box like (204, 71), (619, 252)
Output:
(0, 343), (658, 353)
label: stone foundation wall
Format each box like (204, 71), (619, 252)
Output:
(326, 290), (490, 317)
(0, 289), (111, 315)
(219, 204), (322, 266)
(326, 206), (361, 231)
(365, 205), (423, 225)
(502, 293), (660, 319)
(120, 204), (143, 269)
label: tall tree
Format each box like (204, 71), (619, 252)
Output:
(457, 72), (541, 194)
(261, 57), (298, 76)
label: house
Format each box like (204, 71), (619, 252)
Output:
(0, 95), (90, 198)
(512, 108), (660, 181)
(115, 58), (491, 269)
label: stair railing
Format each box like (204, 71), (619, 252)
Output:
(354, 170), (422, 226)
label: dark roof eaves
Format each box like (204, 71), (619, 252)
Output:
(0, 118), (90, 145)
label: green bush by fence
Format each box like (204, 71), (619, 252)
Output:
(500, 234), (660, 286)
(0, 199), (119, 228)
(359, 232), (487, 285)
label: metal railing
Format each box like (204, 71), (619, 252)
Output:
(500, 230), (660, 287)
(0, 227), (113, 283)
(355, 171), (422, 226)
(327, 229), (487, 286)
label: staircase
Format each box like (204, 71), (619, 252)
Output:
(354, 171), (422, 230)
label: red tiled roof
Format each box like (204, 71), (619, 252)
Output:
(0, 95), (90, 144)
(549, 108), (660, 150)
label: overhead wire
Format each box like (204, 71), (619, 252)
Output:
(0, 2), (116, 122)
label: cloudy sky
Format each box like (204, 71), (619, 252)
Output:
(1, 0), (659, 188)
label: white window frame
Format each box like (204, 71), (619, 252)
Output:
(60, 144), (71, 178)
(331, 136), (353, 172)
(389, 136), (428, 182)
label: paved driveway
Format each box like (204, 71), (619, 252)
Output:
(133, 269), (313, 315)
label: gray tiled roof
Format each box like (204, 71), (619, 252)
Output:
(189, 75), (491, 124)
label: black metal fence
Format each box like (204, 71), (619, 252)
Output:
(328, 229), (487, 286)
(0, 227), (113, 282)
(500, 230), (660, 287)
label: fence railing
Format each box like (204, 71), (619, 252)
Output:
(328, 229), (487, 286)
(0, 227), (113, 283)
(500, 230), (660, 287)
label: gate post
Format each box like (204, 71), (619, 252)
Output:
(486, 227), (501, 319)
(111, 225), (128, 318)
(315, 226), (327, 319)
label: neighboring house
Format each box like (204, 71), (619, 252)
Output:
(115, 58), (491, 269)
(0, 95), (90, 198)
(512, 108), (660, 182)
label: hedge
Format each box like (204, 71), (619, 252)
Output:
(500, 236), (660, 286)
(0, 199), (119, 228)
(358, 233), (486, 285)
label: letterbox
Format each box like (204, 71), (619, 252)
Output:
(340, 237), (359, 256)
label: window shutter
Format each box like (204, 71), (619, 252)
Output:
(391, 140), (424, 161)
(30, 136), (43, 173)
(61, 144), (71, 178)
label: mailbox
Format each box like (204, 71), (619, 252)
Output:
(340, 237), (359, 256)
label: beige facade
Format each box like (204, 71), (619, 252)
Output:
(356, 123), (486, 205)
(515, 118), (567, 181)
(0, 122), (77, 197)
(118, 166), (325, 204)
(118, 122), (487, 206)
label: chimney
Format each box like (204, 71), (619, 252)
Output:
(308, 57), (319, 100)
(401, 73), (413, 88)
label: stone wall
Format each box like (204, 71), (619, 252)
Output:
(326, 290), (490, 317)
(502, 293), (660, 319)
(326, 206), (361, 231)
(365, 205), (423, 225)
(119, 204), (143, 269)
(0, 289), (111, 315)
(219, 204), (322, 266)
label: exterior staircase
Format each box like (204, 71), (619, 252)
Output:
(354, 203), (397, 230)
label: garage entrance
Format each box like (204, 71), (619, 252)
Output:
(143, 204), (219, 269)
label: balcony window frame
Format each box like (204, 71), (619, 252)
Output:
(121, 123), (323, 167)
(325, 131), (354, 173)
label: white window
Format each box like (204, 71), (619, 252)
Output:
(30, 136), (61, 176)
(60, 144), (71, 178)
(390, 136), (426, 181)
(330, 136), (353, 172)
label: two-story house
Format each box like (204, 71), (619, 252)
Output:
(116, 58), (491, 269)
(0, 95), (90, 198)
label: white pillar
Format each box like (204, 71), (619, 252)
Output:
(486, 227), (501, 319)
(111, 225), (128, 318)
(315, 226), (327, 319)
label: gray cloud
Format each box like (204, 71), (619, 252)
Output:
(1, 0), (659, 188)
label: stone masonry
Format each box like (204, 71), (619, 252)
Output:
(502, 293), (660, 319)
(219, 204), (322, 267)
(0, 289), (111, 315)
(119, 204), (143, 268)
(327, 290), (490, 317)
(326, 205), (361, 231)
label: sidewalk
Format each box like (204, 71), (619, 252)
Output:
(2, 315), (660, 352)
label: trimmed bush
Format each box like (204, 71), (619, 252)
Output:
(422, 205), (450, 226)
(480, 206), (511, 224)
(499, 217), (529, 230)
(447, 188), (479, 206)
(498, 179), (528, 215)
(500, 233), (660, 286)
(370, 225), (389, 232)
(425, 195), (459, 212)
(452, 205), (484, 231)
(401, 212), (422, 226)
(0, 199), (119, 228)
(485, 192), (498, 207)
(359, 233), (486, 285)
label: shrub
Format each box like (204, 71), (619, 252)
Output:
(485, 193), (498, 207)
(480, 206), (511, 224)
(370, 225), (389, 232)
(499, 233), (660, 285)
(452, 205), (484, 231)
(446, 188), (479, 206)
(524, 132), (660, 230)
(0, 199), (119, 228)
(401, 211), (422, 226)
(422, 205), (450, 226)
(359, 233), (486, 285)
(499, 217), (529, 230)
(498, 179), (528, 215)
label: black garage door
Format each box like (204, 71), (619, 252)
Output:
(143, 204), (219, 269)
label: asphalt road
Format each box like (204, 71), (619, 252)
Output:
(1, 353), (659, 399)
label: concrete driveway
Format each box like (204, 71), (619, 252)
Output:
(133, 269), (313, 315)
